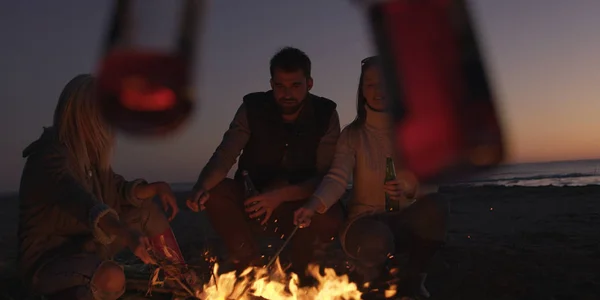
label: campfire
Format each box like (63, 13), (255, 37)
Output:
(147, 253), (401, 299)
(146, 231), (399, 299)
(196, 259), (365, 300)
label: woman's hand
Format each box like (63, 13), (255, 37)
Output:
(153, 182), (179, 221)
(124, 229), (156, 265)
(293, 207), (316, 228)
(98, 213), (155, 264)
(383, 178), (407, 200)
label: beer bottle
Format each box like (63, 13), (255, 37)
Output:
(385, 157), (400, 212)
(242, 170), (259, 197)
(242, 170), (261, 221)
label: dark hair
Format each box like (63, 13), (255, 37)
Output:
(348, 56), (380, 128)
(269, 47), (312, 78)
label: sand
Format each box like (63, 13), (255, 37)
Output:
(1, 185), (599, 299)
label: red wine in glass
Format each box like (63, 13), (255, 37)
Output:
(96, 0), (202, 137)
(97, 50), (192, 136)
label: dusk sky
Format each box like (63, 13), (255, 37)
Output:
(1, 0), (599, 193)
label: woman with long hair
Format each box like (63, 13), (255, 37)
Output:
(18, 74), (190, 299)
(294, 57), (448, 299)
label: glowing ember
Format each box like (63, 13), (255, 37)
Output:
(196, 258), (364, 300)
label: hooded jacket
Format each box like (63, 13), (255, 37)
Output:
(18, 127), (146, 282)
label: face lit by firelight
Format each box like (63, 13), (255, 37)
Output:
(270, 68), (313, 115)
(361, 64), (388, 112)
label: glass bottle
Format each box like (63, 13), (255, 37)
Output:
(385, 156), (400, 212)
(242, 170), (261, 222)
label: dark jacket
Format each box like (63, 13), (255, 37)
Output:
(18, 128), (145, 281)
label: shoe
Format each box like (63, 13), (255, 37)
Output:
(417, 273), (431, 298)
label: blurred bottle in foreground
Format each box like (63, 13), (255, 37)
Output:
(96, 0), (205, 137)
(358, 0), (505, 184)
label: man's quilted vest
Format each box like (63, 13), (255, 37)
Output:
(234, 90), (336, 191)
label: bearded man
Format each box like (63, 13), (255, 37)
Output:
(186, 47), (345, 278)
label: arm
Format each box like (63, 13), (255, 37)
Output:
(305, 127), (356, 213)
(33, 147), (123, 244)
(193, 103), (251, 191)
(274, 111), (341, 202)
(110, 169), (149, 207)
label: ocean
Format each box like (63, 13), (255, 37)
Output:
(452, 159), (600, 187)
(170, 159), (600, 192)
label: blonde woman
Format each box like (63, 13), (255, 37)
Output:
(18, 74), (190, 299)
(294, 57), (448, 299)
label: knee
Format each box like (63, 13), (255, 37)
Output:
(343, 219), (394, 267)
(310, 204), (345, 239)
(205, 179), (241, 210)
(144, 198), (165, 216)
(209, 178), (239, 196)
(411, 195), (449, 240)
(91, 261), (125, 296)
(419, 194), (448, 223)
(142, 199), (170, 228)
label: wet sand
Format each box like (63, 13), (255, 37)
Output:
(1, 185), (599, 299)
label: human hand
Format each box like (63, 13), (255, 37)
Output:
(244, 190), (284, 225)
(383, 178), (407, 200)
(186, 188), (209, 212)
(154, 182), (179, 221)
(293, 207), (315, 228)
(124, 229), (155, 265)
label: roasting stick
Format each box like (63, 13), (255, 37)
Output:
(266, 224), (300, 269)
(232, 224), (301, 300)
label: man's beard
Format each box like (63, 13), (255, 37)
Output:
(277, 98), (305, 115)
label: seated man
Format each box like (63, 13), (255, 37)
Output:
(18, 74), (193, 300)
(187, 47), (345, 277)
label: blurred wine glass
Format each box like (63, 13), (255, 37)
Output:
(96, 0), (204, 137)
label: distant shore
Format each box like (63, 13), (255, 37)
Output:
(1, 185), (599, 299)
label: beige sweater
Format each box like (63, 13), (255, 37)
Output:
(309, 107), (437, 219)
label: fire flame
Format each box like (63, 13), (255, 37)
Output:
(196, 258), (363, 300)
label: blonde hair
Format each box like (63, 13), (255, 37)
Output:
(53, 74), (114, 182)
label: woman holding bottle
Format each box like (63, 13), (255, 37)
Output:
(293, 56), (448, 299)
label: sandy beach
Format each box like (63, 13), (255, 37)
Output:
(1, 185), (599, 299)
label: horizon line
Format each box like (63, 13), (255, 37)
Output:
(2, 157), (600, 196)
